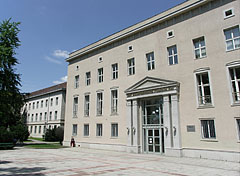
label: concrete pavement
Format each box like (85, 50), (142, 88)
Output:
(0, 147), (239, 176)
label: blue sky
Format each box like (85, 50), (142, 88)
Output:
(0, 0), (185, 93)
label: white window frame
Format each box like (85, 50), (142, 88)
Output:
(50, 98), (53, 106)
(224, 25), (240, 51)
(72, 124), (77, 136)
(98, 56), (103, 63)
(146, 52), (155, 70)
(45, 100), (48, 107)
(200, 119), (216, 139)
(236, 118), (240, 141)
(194, 68), (214, 107)
(96, 124), (103, 137)
(36, 101), (39, 109)
(35, 113), (38, 121)
(167, 45), (178, 65)
(223, 8), (234, 19)
(73, 97), (78, 118)
(98, 68), (103, 83)
(111, 123), (118, 137)
(111, 89), (118, 114)
(112, 63), (118, 80)
(167, 30), (174, 39)
(127, 58), (135, 75)
(74, 75), (79, 88)
(84, 94), (90, 117)
(40, 113), (42, 121)
(193, 37), (207, 59)
(41, 100), (43, 108)
(128, 45), (133, 52)
(56, 97), (58, 106)
(39, 126), (41, 134)
(86, 72), (91, 86)
(49, 112), (52, 121)
(54, 111), (57, 120)
(84, 124), (89, 136)
(96, 92), (103, 116)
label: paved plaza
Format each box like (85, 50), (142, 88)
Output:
(0, 147), (239, 176)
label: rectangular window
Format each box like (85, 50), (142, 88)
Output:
(29, 103), (31, 110)
(236, 119), (240, 140)
(73, 97), (78, 118)
(45, 100), (48, 107)
(44, 112), (47, 121)
(74, 75), (79, 88)
(98, 68), (103, 83)
(86, 72), (91, 86)
(56, 97), (58, 106)
(36, 101), (39, 109)
(44, 126), (46, 133)
(111, 89), (118, 114)
(35, 113), (38, 121)
(40, 113), (42, 121)
(31, 114), (34, 122)
(54, 111), (57, 120)
(112, 63), (118, 79)
(49, 112), (52, 121)
(39, 126), (41, 134)
(41, 100), (43, 108)
(30, 126), (33, 133)
(127, 58), (135, 75)
(72, 124), (77, 136)
(84, 124), (89, 136)
(193, 37), (206, 59)
(97, 92), (103, 116)
(111, 123), (118, 137)
(84, 95), (90, 116)
(146, 52), (155, 70)
(50, 98), (53, 106)
(224, 26), (240, 51)
(33, 102), (35, 109)
(168, 45), (178, 65)
(201, 120), (216, 139)
(229, 66), (240, 103)
(196, 72), (212, 105)
(34, 126), (37, 134)
(96, 124), (102, 136)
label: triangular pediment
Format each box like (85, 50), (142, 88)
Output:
(125, 76), (179, 95)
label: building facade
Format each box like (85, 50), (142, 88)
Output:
(64, 0), (240, 162)
(25, 83), (66, 138)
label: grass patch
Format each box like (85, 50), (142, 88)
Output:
(28, 137), (45, 141)
(24, 143), (65, 149)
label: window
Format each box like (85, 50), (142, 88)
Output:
(224, 8), (234, 19)
(111, 89), (118, 114)
(44, 126), (46, 133)
(224, 26), (240, 51)
(40, 113), (42, 121)
(49, 112), (52, 121)
(34, 126), (37, 134)
(30, 126), (33, 133)
(74, 75), (79, 88)
(196, 72), (212, 106)
(97, 92), (103, 116)
(76, 65), (79, 71)
(72, 124), (77, 136)
(229, 66), (240, 103)
(46, 100), (48, 107)
(167, 45), (178, 65)
(36, 101), (39, 109)
(29, 103), (31, 110)
(27, 114), (30, 122)
(86, 72), (91, 86)
(193, 37), (206, 59)
(98, 57), (103, 63)
(73, 97), (78, 118)
(112, 63), (118, 80)
(201, 120), (216, 139)
(44, 112), (47, 120)
(39, 126), (41, 134)
(41, 100), (43, 108)
(98, 68), (103, 83)
(127, 58), (135, 75)
(84, 95), (90, 116)
(56, 97), (58, 106)
(31, 114), (34, 122)
(96, 124), (102, 136)
(35, 113), (38, 121)
(111, 123), (118, 137)
(54, 111), (57, 120)
(33, 102), (35, 109)
(167, 30), (174, 38)
(236, 119), (240, 140)
(84, 124), (89, 136)
(128, 45), (133, 52)
(146, 52), (155, 70)
(50, 98), (53, 106)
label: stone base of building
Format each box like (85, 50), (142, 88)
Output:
(182, 148), (240, 162)
(126, 145), (141, 153)
(165, 148), (183, 157)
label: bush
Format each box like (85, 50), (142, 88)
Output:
(55, 127), (64, 145)
(11, 124), (29, 142)
(44, 127), (64, 144)
(0, 127), (13, 143)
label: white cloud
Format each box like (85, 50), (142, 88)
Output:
(53, 76), (67, 84)
(45, 56), (62, 64)
(53, 50), (69, 58)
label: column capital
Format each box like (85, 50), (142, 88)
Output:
(171, 94), (179, 102)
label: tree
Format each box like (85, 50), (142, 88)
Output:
(0, 19), (28, 143)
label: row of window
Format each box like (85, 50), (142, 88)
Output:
(74, 26), (240, 88)
(73, 89), (118, 117)
(72, 123), (118, 137)
(27, 111), (58, 122)
(29, 125), (57, 134)
(26, 97), (59, 111)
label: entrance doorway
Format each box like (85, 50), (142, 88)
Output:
(143, 98), (164, 154)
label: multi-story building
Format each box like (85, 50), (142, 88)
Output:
(64, 0), (240, 162)
(25, 82), (67, 138)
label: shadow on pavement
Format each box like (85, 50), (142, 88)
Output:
(0, 167), (46, 175)
(0, 161), (12, 164)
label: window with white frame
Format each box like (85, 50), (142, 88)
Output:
(50, 98), (53, 106)
(196, 72), (212, 106)
(29, 103), (31, 110)
(224, 8), (234, 19)
(84, 124), (89, 136)
(146, 52), (155, 70)
(167, 45), (178, 65)
(229, 66), (240, 103)
(73, 97), (78, 118)
(33, 102), (35, 109)
(72, 124), (77, 136)
(40, 113), (42, 121)
(167, 30), (174, 38)
(39, 126), (41, 134)
(84, 95), (90, 116)
(41, 100), (43, 108)
(127, 58), (135, 75)
(98, 68), (103, 83)
(56, 97), (58, 106)
(43, 126), (46, 133)
(49, 112), (52, 121)
(34, 126), (37, 134)
(30, 126), (33, 133)
(112, 63), (118, 80)
(54, 111), (57, 120)
(74, 75), (79, 88)
(44, 112), (47, 120)
(224, 26), (240, 51)
(236, 119), (240, 140)
(86, 72), (91, 86)
(31, 114), (33, 122)
(96, 124), (102, 136)
(193, 37), (206, 59)
(111, 89), (118, 114)
(45, 100), (48, 107)
(97, 92), (103, 116)
(37, 101), (39, 109)
(201, 119), (216, 139)
(111, 123), (118, 137)
(35, 113), (38, 121)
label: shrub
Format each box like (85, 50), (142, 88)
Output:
(0, 127), (13, 143)
(44, 127), (64, 144)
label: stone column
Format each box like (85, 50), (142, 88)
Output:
(126, 100), (132, 150)
(163, 95), (172, 149)
(132, 99), (140, 153)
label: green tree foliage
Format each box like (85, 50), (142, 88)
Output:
(0, 19), (29, 143)
(44, 127), (64, 144)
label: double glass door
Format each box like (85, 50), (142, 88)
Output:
(146, 128), (164, 153)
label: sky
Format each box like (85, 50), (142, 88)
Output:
(0, 0), (185, 93)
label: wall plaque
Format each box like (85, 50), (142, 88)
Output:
(187, 125), (195, 132)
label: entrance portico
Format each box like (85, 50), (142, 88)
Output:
(125, 77), (182, 156)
